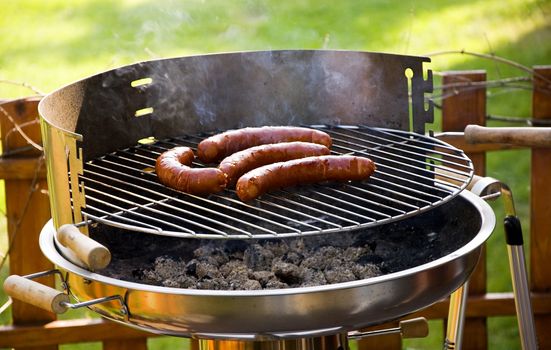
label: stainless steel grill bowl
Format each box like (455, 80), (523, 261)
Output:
(39, 190), (494, 339)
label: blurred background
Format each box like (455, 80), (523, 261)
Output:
(0, 0), (550, 349)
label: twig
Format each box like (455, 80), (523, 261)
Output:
(432, 76), (532, 90)
(486, 114), (551, 125)
(424, 75), (533, 101)
(0, 78), (44, 96)
(429, 84), (530, 102)
(487, 86), (535, 98)
(5, 119), (41, 149)
(0, 145), (37, 158)
(425, 49), (551, 86)
(0, 297), (12, 316)
(0, 105), (43, 152)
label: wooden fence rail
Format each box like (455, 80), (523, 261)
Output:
(1, 67), (550, 349)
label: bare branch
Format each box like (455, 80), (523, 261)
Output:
(432, 76), (532, 90)
(0, 105), (43, 152)
(0, 78), (45, 96)
(425, 49), (551, 86)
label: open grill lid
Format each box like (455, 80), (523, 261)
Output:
(38, 50), (470, 238)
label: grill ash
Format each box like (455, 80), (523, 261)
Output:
(141, 239), (381, 290)
(92, 203), (472, 290)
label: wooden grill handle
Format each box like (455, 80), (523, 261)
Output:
(57, 224), (111, 271)
(3, 275), (69, 314)
(465, 124), (551, 147)
(399, 317), (429, 339)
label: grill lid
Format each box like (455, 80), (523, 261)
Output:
(77, 125), (473, 239)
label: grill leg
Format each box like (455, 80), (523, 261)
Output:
(500, 187), (538, 350)
(444, 282), (469, 350)
(470, 177), (538, 349)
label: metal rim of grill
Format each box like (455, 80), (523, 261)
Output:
(76, 125), (474, 239)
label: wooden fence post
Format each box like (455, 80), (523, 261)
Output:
(531, 65), (551, 348)
(0, 97), (55, 350)
(441, 70), (487, 350)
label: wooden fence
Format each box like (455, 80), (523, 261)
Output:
(0, 66), (550, 349)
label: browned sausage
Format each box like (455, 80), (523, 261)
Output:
(236, 155), (376, 201)
(156, 147), (227, 195)
(197, 126), (332, 163)
(219, 142), (331, 187)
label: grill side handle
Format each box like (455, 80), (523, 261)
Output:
(3, 274), (70, 314)
(56, 224), (111, 271)
(3, 271), (128, 316)
(465, 124), (551, 148)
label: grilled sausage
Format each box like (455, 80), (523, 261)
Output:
(236, 155), (376, 201)
(197, 126), (332, 163)
(219, 142), (331, 187)
(156, 147), (227, 195)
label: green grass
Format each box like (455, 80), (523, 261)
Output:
(1, 0), (550, 349)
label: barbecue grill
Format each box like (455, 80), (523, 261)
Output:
(2, 50), (540, 349)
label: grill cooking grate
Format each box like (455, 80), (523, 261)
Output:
(78, 125), (473, 239)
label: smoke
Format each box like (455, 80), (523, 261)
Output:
(113, 1), (195, 61)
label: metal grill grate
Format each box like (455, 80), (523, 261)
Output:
(77, 125), (473, 239)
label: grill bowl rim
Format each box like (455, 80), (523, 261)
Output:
(40, 189), (495, 297)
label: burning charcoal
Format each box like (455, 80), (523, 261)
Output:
(196, 262), (221, 279)
(241, 279), (262, 290)
(265, 279), (289, 289)
(288, 239), (305, 252)
(352, 263), (381, 279)
(244, 244), (274, 270)
(265, 240), (290, 257)
(193, 243), (220, 258)
(272, 260), (304, 285)
(113, 228), (409, 290)
(301, 255), (322, 270)
(343, 246), (370, 262)
(324, 266), (356, 284)
(228, 266), (253, 282)
(161, 275), (198, 289)
(193, 245), (216, 258)
(302, 269), (327, 287)
(177, 275), (199, 289)
(185, 259), (198, 275)
(220, 260), (249, 279)
(143, 256), (186, 281)
(251, 270), (276, 287)
(301, 246), (342, 270)
(162, 279), (181, 288)
(228, 270), (254, 290)
(283, 251), (303, 265)
(211, 248), (230, 266)
(196, 279), (230, 290)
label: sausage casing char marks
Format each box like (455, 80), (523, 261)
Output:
(219, 142), (331, 186)
(236, 155), (376, 201)
(156, 147), (227, 195)
(197, 126), (332, 163)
